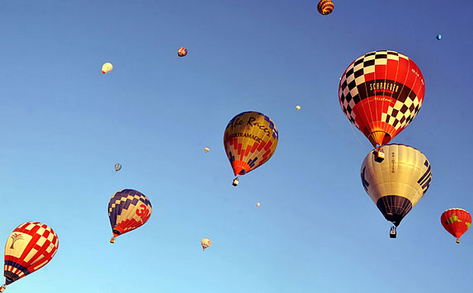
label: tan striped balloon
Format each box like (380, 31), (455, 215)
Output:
(317, 0), (334, 15)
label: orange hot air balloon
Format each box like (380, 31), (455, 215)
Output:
(441, 208), (471, 243)
(339, 50), (425, 151)
(223, 111), (278, 186)
(178, 47), (187, 57)
(317, 0), (334, 15)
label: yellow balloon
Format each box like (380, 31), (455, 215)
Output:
(102, 62), (113, 74)
(256, 202), (261, 207)
(296, 105), (301, 111)
(201, 238), (211, 251)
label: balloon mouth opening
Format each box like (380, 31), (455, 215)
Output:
(4, 273), (17, 285)
(231, 161), (251, 176)
(112, 227), (124, 237)
(368, 130), (392, 147)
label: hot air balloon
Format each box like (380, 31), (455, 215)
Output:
(201, 238), (211, 251)
(256, 202), (261, 207)
(436, 34), (442, 40)
(360, 144), (432, 238)
(178, 47), (188, 57)
(296, 105), (301, 111)
(441, 208), (471, 243)
(108, 189), (152, 243)
(101, 62), (113, 74)
(114, 163), (122, 172)
(0, 222), (59, 292)
(204, 147), (210, 153)
(339, 50), (425, 162)
(317, 0), (334, 15)
(224, 111), (278, 186)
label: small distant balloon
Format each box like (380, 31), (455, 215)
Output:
(114, 163), (122, 172)
(204, 147), (210, 153)
(317, 0), (334, 15)
(178, 47), (188, 57)
(201, 238), (211, 251)
(256, 202), (261, 207)
(102, 62), (113, 74)
(296, 105), (301, 111)
(436, 34), (442, 40)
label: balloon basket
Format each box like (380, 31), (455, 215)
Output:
(456, 239), (460, 244)
(110, 237), (116, 244)
(232, 178), (239, 187)
(0, 286), (5, 292)
(389, 226), (397, 238)
(374, 149), (385, 163)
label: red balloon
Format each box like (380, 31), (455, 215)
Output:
(2, 222), (59, 290)
(339, 50), (425, 148)
(441, 208), (471, 243)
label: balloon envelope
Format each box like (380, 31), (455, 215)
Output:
(360, 144), (432, 227)
(436, 34), (442, 40)
(317, 0), (334, 15)
(114, 163), (122, 172)
(339, 50), (425, 148)
(223, 111), (278, 178)
(3, 222), (59, 287)
(101, 62), (113, 74)
(201, 238), (211, 251)
(204, 147), (210, 153)
(441, 208), (471, 242)
(108, 189), (152, 243)
(178, 47), (187, 57)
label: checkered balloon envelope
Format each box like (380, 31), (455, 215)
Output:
(338, 50), (425, 148)
(2, 222), (59, 290)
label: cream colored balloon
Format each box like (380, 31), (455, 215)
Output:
(201, 238), (211, 251)
(102, 62), (113, 74)
(360, 144), (432, 226)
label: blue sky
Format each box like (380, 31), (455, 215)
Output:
(0, 0), (472, 292)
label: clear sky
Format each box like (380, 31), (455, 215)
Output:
(0, 0), (472, 292)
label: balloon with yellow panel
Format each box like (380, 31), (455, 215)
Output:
(223, 111), (278, 186)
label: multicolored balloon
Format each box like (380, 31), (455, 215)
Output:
(436, 34), (442, 40)
(101, 62), (113, 74)
(204, 147), (210, 153)
(317, 0), (334, 15)
(1, 222), (59, 292)
(178, 47), (188, 57)
(360, 144), (432, 236)
(114, 163), (122, 172)
(339, 50), (425, 149)
(201, 238), (211, 251)
(108, 189), (152, 243)
(224, 111), (278, 186)
(441, 208), (471, 243)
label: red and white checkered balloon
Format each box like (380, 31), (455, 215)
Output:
(2, 222), (58, 289)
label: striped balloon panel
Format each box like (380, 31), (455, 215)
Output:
(223, 111), (278, 176)
(360, 144), (431, 226)
(317, 0), (334, 15)
(108, 189), (152, 238)
(4, 222), (59, 285)
(441, 208), (471, 239)
(339, 50), (425, 147)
